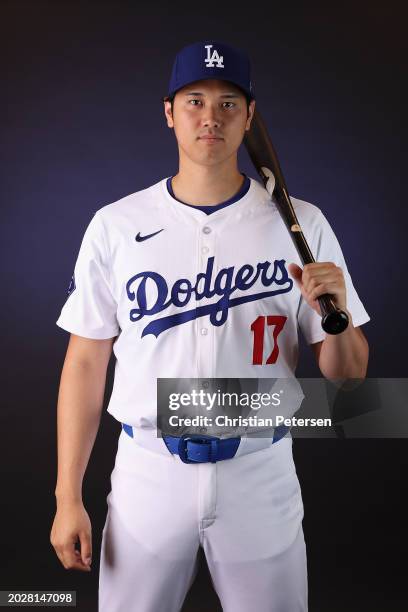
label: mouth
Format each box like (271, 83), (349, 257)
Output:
(198, 136), (224, 144)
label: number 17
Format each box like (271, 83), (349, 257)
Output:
(251, 315), (287, 365)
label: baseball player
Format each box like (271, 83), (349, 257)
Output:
(50, 40), (370, 612)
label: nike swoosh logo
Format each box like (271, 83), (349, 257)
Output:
(135, 229), (164, 242)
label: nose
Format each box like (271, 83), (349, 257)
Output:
(202, 104), (221, 128)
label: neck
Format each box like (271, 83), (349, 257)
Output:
(171, 158), (244, 206)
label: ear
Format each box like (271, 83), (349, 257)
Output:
(245, 99), (256, 131)
(164, 100), (174, 128)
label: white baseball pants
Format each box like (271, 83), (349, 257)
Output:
(98, 429), (308, 611)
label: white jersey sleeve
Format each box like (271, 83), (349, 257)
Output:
(297, 208), (370, 345)
(56, 211), (120, 339)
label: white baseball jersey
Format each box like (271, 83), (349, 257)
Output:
(56, 176), (370, 429)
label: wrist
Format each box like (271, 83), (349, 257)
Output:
(55, 487), (83, 505)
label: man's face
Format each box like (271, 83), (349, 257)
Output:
(164, 79), (255, 167)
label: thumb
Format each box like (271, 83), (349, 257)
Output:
(288, 263), (303, 287)
(79, 531), (92, 566)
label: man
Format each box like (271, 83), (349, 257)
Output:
(50, 40), (369, 611)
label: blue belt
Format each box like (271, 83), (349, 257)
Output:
(121, 423), (290, 464)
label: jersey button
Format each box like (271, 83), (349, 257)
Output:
(202, 226), (211, 234)
(200, 327), (208, 336)
(201, 246), (209, 254)
(202, 380), (210, 389)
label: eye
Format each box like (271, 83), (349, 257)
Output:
(187, 99), (236, 108)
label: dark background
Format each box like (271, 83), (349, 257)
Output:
(1, 0), (407, 610)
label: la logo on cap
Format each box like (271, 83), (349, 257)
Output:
(204, 44), (224, 68)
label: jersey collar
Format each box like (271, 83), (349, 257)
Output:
(159, 175), (268, 225)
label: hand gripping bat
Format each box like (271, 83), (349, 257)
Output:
(244, 107), (349, 335)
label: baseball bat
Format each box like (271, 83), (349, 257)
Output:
(243, 107), (349, 335)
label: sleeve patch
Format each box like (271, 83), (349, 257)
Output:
(67, 273), (76, 296)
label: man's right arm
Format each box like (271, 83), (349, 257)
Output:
(50, 333), (115, 571)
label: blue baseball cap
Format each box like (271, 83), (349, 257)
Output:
(167, 40), (255, 101)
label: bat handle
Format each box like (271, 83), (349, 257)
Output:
(318, 294), (349, 334)
(291, 232), (350, 335)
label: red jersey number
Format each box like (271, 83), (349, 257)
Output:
(251, 315), (287, 365)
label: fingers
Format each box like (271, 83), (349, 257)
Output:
(288, 262), (339, 286)
(50, 513), (92, 572)
(308, 282), (339, 301)
(287, 263), (304, 292)
(288, 263), (302, 276)
(52, 536), (92, 572)
(302, 262), (338, 277)
(79, 530), (92, 567)
(302, 264), (343, 293)
(288, 262), (347, 312)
